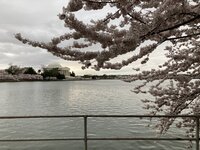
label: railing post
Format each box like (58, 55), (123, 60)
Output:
(196, 116), (199, 150)
(84, 116), (88, 150)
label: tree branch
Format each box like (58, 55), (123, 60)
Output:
(103, 10), (120, 23)
(141, 14), (200, 40)
(127, 12), (147, 24)
(155, 15), (200, 35)
(164, 32), (200, 41)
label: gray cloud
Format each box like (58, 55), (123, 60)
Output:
(0, 0), (70, 70)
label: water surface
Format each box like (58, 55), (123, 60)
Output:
(0, 80), (195, 150)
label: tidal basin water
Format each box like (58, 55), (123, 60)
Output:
(0, 80), (195, 150)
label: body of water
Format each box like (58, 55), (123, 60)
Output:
(0, 80), (195, 150)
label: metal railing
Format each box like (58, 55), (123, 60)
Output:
(0, 115), (199, 150)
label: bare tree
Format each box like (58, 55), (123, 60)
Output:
(15, 0), (200, 137)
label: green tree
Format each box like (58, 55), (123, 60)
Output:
(102, 74), (107, 79)
(37, 69), (41, 74)
(24, 67), (37, 75)
(56, 73), (65, 80)
(42, 68), (65, 80)
(70, 71), (75, 77)
(6, 65), (22, 75)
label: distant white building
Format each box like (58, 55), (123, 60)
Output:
(45, 63), (71, 77)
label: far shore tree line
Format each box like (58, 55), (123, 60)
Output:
(3, 64), (76, 80)
(3, 65), (118, 80)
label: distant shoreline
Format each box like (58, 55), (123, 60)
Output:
(0, 78), (118, 83)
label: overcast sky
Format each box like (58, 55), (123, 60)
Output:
(0, 0), (169, 75)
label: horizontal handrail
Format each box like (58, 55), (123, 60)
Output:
(0, 138), (84, 142)
(0, 115), (199, 150)
(0, 114), (199, 119)
(0, 137), (196, 142)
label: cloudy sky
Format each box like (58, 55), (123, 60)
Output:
(0, 0), (169, 75)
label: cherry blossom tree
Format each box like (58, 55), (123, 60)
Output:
(15, 0), (200, 138)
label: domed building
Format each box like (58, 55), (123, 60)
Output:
(45, 63), (71, 77)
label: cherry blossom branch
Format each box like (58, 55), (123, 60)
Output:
(127, 12), (147, 24)
(164, 32), (200, 41)
(154, 15), (200, 35)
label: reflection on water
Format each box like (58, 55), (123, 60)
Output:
(0, 80), (195, 150)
